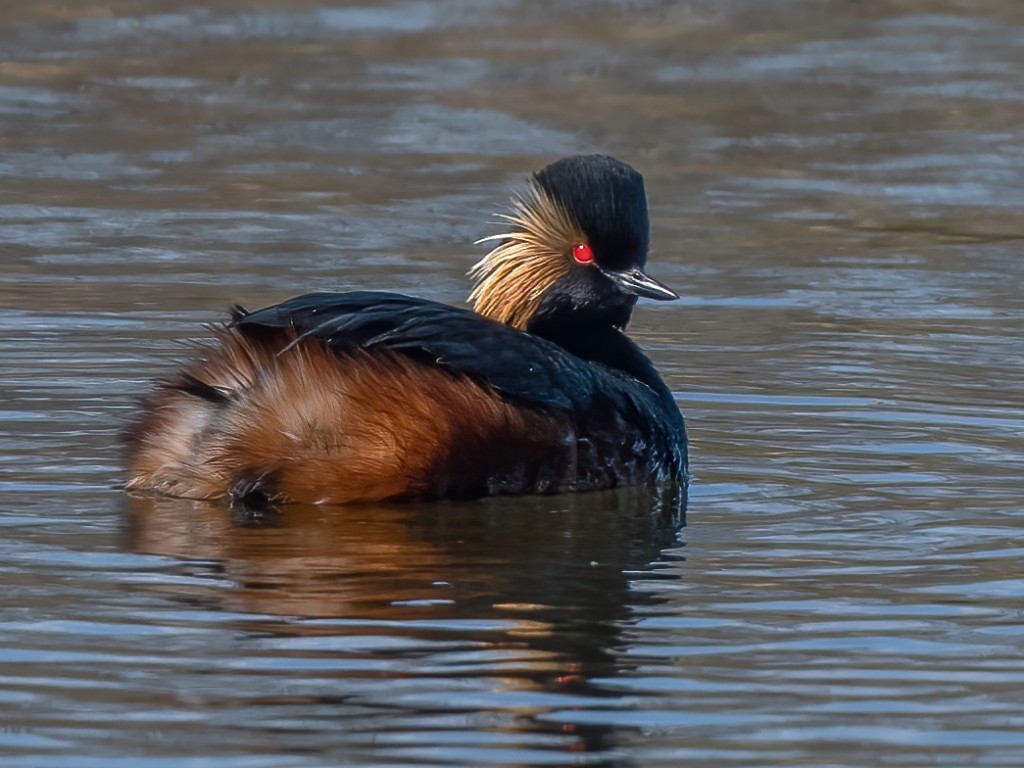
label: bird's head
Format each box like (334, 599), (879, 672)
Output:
(469, 154), (677, 332)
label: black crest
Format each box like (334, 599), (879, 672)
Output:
(532, 154), (650, 271)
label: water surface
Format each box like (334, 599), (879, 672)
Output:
(2, 1), (1024, 766)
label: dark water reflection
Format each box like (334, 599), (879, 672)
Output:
(3, 0), (1024, 766)
(116, 488), (685, 765)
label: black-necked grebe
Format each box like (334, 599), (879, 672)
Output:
(124, 154), (688, 506)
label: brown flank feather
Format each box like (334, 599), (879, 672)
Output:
(124, 328), (575, 504)
(469, 184), (583, 329)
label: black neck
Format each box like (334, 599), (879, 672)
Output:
(527, 314), (671, 406)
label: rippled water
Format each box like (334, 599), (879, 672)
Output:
(2, 2), (1023, 766)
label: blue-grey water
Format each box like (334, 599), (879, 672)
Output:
(2, 2), (1023, 766)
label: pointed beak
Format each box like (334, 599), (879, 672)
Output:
(601, 267), (679, 301)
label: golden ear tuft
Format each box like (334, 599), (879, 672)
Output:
(469, 186), (584, 329)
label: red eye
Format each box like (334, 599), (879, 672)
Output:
(572, 242), (594, 265)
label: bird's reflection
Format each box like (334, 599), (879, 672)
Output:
(123, 485), (686, 762)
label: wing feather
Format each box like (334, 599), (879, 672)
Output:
(233, 291), (623, 413)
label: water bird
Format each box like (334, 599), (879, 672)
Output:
(124, 154), (688, 507)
